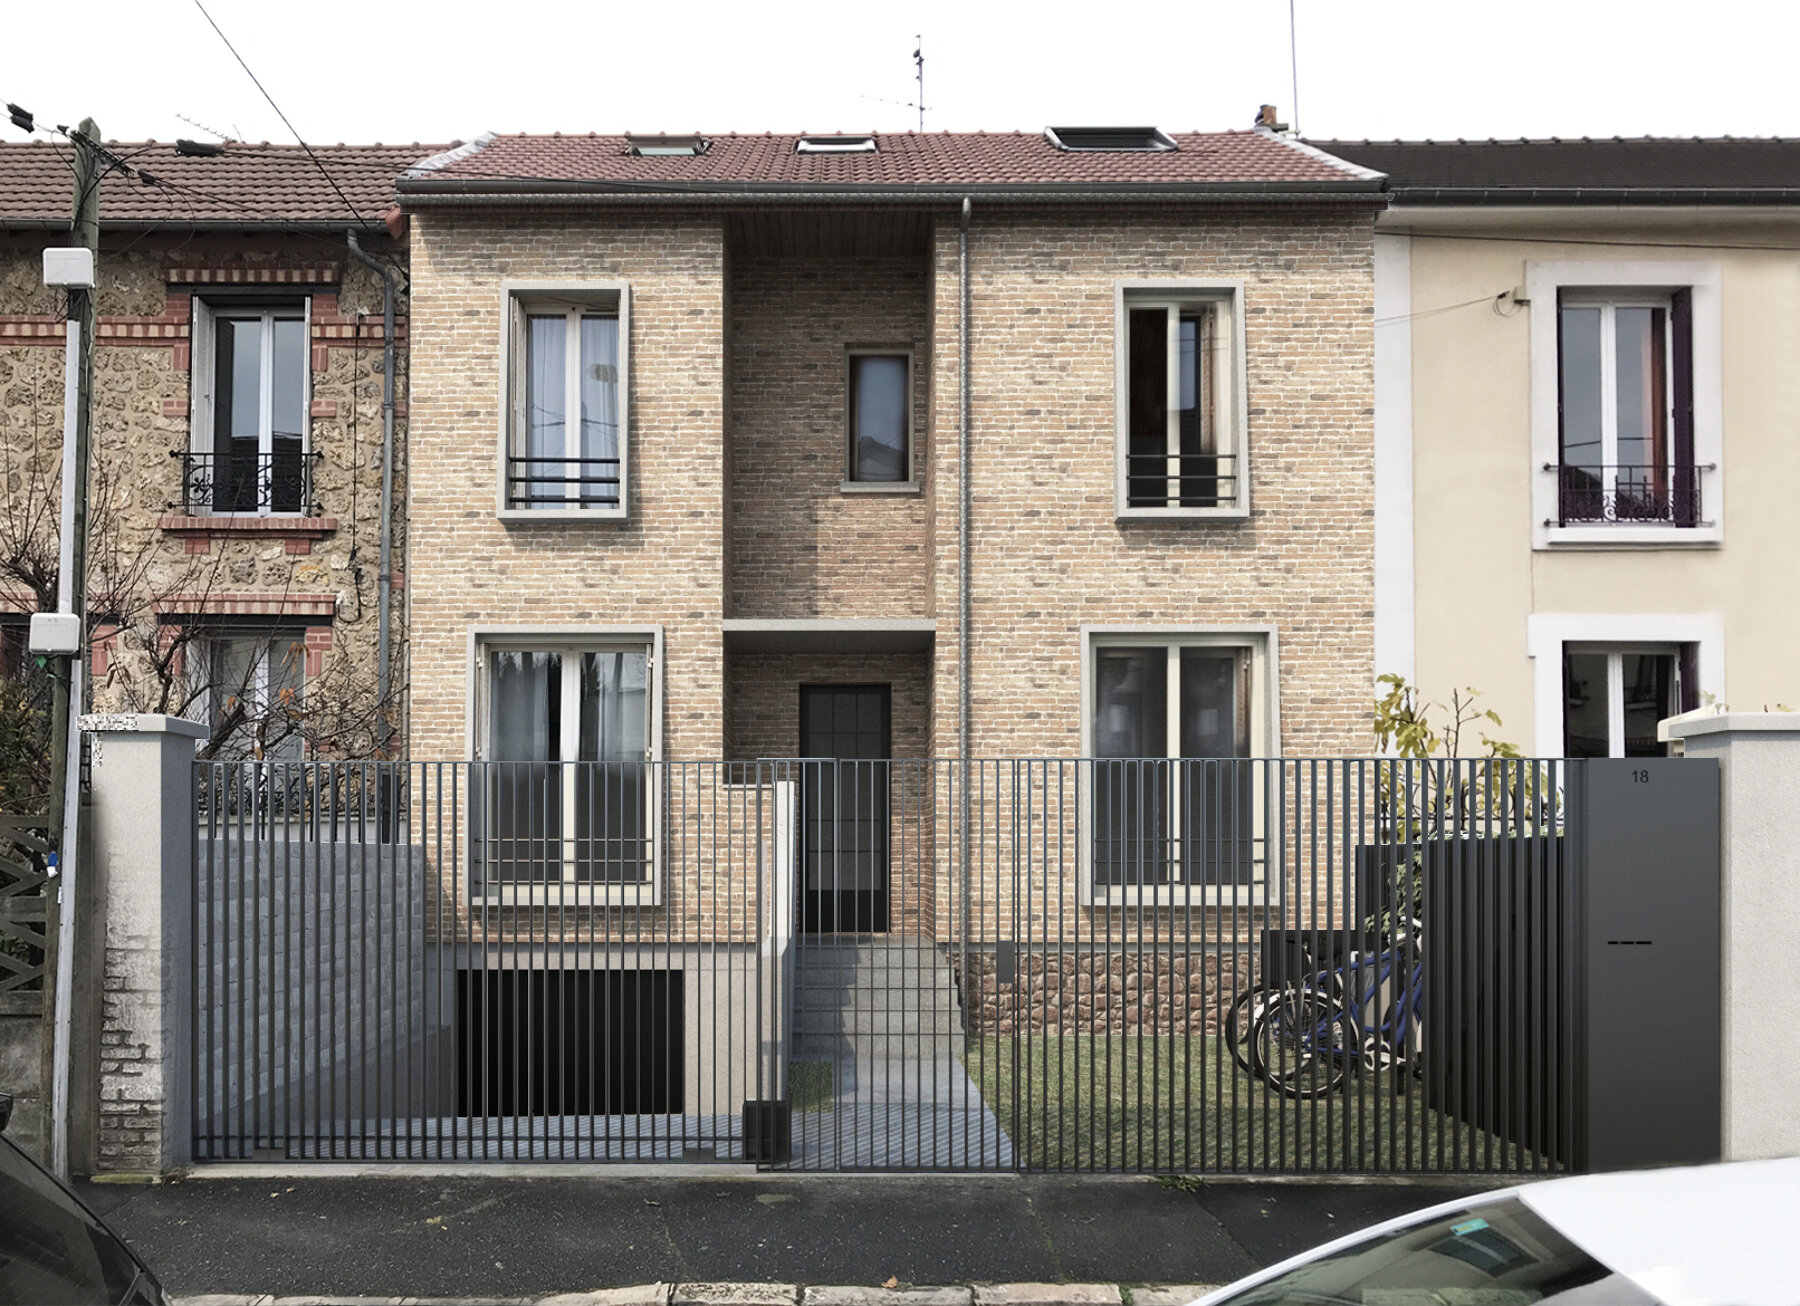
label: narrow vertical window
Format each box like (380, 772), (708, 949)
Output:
(847, 352), (911, 483)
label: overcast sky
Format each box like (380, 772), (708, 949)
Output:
(5, 0), (1797, 150)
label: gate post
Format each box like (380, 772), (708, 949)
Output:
(80, 714), (206, 1175)
(1665, 712), (1800, 1161)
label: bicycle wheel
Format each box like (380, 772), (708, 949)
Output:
(1225, 985), (1268, 1075)
(1249, 983), (1358, 1100)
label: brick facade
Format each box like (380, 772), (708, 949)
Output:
(408, 203), (1375, 766)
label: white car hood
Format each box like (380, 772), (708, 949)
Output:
(1518, 1156), (1800, 1306)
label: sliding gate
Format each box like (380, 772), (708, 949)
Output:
(193, 757), (1701, 1173)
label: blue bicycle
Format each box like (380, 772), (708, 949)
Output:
(1247, 927), (1427, 1100)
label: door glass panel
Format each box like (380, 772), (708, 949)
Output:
(271, 317), (306, 511)
(1562, 653), (1609, 758)
(1620, 652), (1674, 757)
(1179, 650), (1253, 885)
(578, 316), (620, 491)
(1094, 649), (1169, 886)
(849, 354), (908, 482)
(484, 650), (561, 884)
(1558, 306), (1604, 521)
(524, 315), (567, 504)
(1175, 310), (1219, 507)
(215, 317), (264, 511)
(574, 650), (649, 883)
(1127, 308), (1169, 506)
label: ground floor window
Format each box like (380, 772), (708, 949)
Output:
(197, 628), (307, 760)
(1562, 644), (1694, 758)
(1086, 633), (1269, 890)
(474, 641), (653, 890)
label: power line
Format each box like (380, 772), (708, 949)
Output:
(188, 0), (372, 231)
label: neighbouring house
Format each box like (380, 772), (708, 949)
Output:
(1315, 136), (1800, 757)
(0, 137), (433, 1165)
(0, 137), (432, 765)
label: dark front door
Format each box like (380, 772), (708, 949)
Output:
(799, 686), (890, 933)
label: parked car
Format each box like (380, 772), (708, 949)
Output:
(1194, 1156), (1800, 1306)
(0, 1093), (166, 1305)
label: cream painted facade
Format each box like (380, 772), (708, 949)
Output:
(1376, 208), (1800, 756)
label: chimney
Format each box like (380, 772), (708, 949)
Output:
(1256, 104), (1284, 130)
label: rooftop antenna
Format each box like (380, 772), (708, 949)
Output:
(914, 35), (924, 131)
(1288, 0), (1301, 135)
(859, 37), (931, 128)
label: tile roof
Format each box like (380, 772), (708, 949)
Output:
(0, 140), (449, 225)
(398, 130), (1382, 194)
(1310, 137), (1800, 199)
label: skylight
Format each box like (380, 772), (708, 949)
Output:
(1044, 126), (1178, 153)
(627, 133), (709, 157)
(796, 135), (878, 154)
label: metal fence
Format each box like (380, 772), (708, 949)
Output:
(192, 757), (1577, 1174)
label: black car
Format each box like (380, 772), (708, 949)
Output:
(0, 1093), (165, 1305)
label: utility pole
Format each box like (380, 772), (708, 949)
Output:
(41, 116), (99, 1180)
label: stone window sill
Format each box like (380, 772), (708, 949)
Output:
(839, 481), (921, 496)
(158, 514), (338, 555)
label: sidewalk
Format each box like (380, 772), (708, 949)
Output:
(76, 1172), (1500, 1302)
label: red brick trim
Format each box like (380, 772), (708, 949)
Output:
(157, 515), (339, 556)
(158, 592), (337, 619)
(165, 264), (341, 286)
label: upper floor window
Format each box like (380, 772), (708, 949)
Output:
(1556, 292), (1698, 528)
(186, 301), (314, 516)
(846, 349), (913, 485)
(1115, 283), (1246, 520)
(501, 285), (630, 521)
(1527, 261), (1722, 548)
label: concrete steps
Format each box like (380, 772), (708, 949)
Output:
(790, 939), (966, 1062)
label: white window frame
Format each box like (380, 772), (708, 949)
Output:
(465, 624), (664, 904)
(496, 282), (631, 523)
(188, 298), (312, 518)
(842, 346), (918, 491)
(1527, 260), (1722, 549)
(1079, 625), (1279, 906)
(1113, 280), (1249, 521)
(1526, 612), (1724, 758)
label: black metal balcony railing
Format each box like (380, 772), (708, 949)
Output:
(173, 446), (321, 516)
(1552, 463), (1707, 527)
(505, 455), (622, 510)
(1125, 450), (1238, 510)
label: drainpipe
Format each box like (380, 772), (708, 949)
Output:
(344, 231), (398, 758)
(957, 197), (972, 1005)
(958, 198), (972, 765)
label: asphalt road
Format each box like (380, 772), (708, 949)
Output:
(76, 1173), (1500, 1300)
